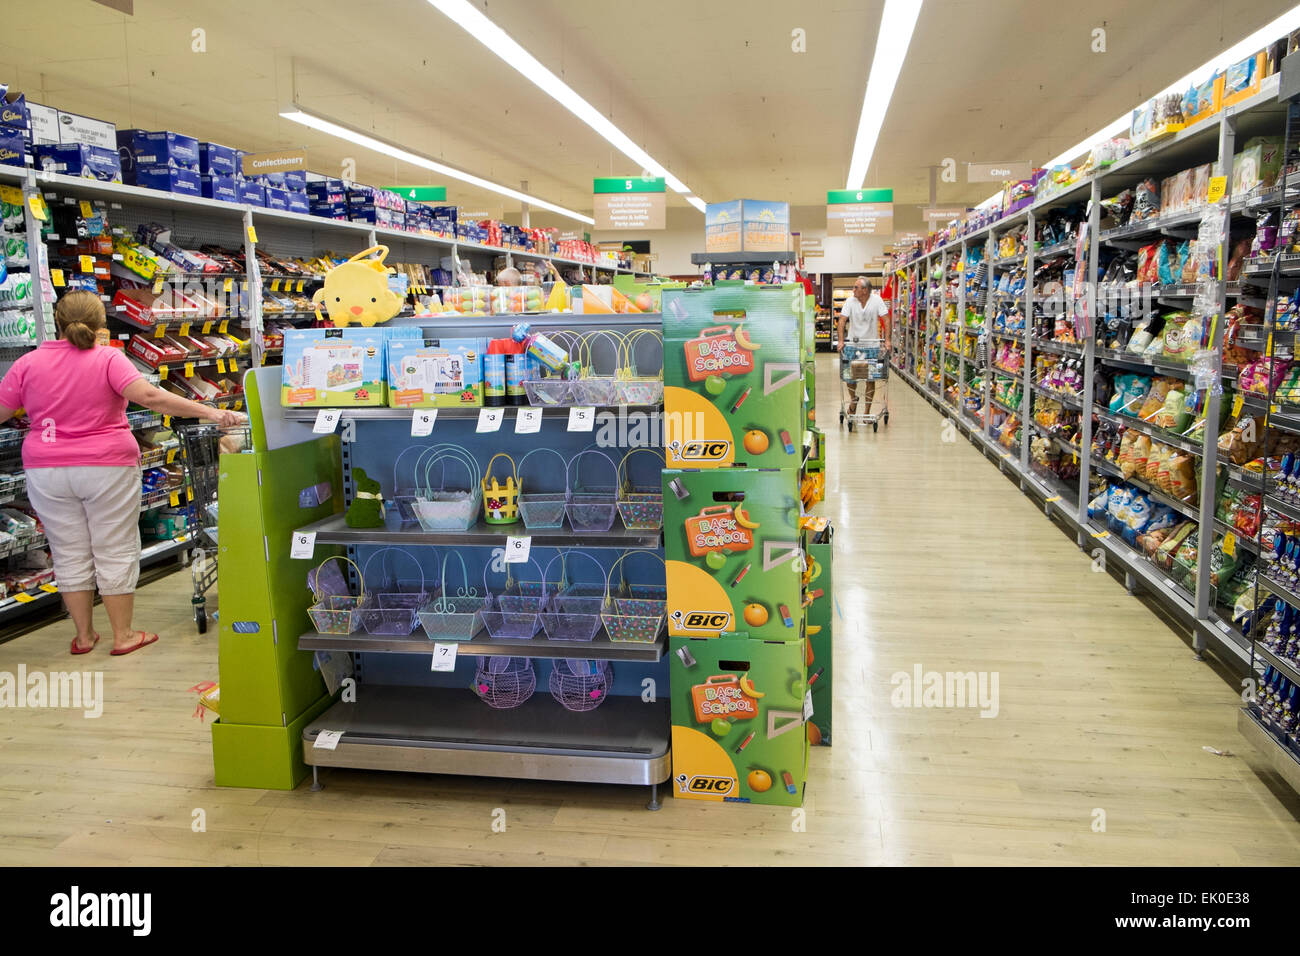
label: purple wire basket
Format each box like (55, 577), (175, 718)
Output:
(549, 658), (613, 712)
(472, 656), (536, 709)
(565, 448), (619, 533)
(540, 551), (607, 642)
(481, 557), (545, 640)
(361, 547), (435, 636)
(517, 447), (570, 530)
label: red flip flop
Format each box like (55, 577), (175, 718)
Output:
(70, 633), (100, 655)
(111, 632), (159, 656)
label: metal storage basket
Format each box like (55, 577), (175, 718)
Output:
(516, 447), (570, 530)
(614, 327), (665, 405)
(417, 552), (490, 642)
(601, 550), (666, 644)
(616, 447), (664, 531)
(411, 445), (482, 532)
(549, 658), (613, 712)
(480, 558), (545, 640)
(307, 556), (371, 635)
(565, 448), (619, 533)
(472, 656), (535, 709)
(361, 547), (433, 636)
(539, 551), (606, 642)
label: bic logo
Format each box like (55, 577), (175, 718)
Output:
(676, 773), (735, 795)
(672, 440), (732, 462)
(672, 610), (733, 631)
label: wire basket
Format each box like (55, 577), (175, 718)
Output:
(411, 445), (482, 531)
(307, 556), (371, 635)
(614, 328), (665, 405)
(361, 547), (433, 635)
(516, 447), (570, 530)
(472, 656), (536, 709)
(391, 445), (440, 524)
(523, 378), (573, 407)
(602, 550), (666, 643)
(569, 330), (622, 405)
(549, 658), (613, 712)
(480, 557), (544, 640)
(540, 551), (606, 642)
(418, 552), (490, 641)
(566, 448), (619, 533)
(616, 447), (664, 531)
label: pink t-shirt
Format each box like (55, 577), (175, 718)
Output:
(0, 342), (143, 469)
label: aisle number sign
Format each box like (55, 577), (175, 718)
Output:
(593, 177), (666, 230)
(388, 185), (447, 203)
(827, 189), (893, 237)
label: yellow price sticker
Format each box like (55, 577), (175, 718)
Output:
(166, 448), (177, 464)
(27, 195), (47, 221)
(169, 491), (180, 508)
(50, 269), (64, 287)
(219, 320), (229, 334)
(1045, 495), (1062, 503)
(159, 365), (169, 380)
(1273, 404), (1281, 414)
(234, 399), (243, 411)
(271, 279), (281, 292)
(216, 358), (227, 374)
(163, 415), (172, 428)
(79, 200), (93, 218)
(0, 185), (20, 205)
(202, 320), (213, 334)
(187, 487), (194, 502)
(178, 322), (191, 337)
(1231, 394), (1244, 417)
(246, 225), (258, 245)
(79, 255), (94, 273)
(1222, 532), (1237, 558)
(228, 358), (238, 373)
(1207, 175), (1227, 204)
(184, 362), (195, 378)
(39, 583), (58, 594)
(12, 592), (34, 603)
(223, 278), (233, 293)
(1092, 530), (1110, 539)
(295, 280), (305, 293)
(154, 323), (167, 339)
(152, 276), (164, 294)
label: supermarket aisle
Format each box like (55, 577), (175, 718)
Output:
(0, 358), (1298, 865)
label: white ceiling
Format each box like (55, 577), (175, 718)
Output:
(0, 0), (1294, 227)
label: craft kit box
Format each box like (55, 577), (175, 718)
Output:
(386, 337), (485, 408)
(669, 633), (809, 805)
(662, 467), (804, 641)
(281, 327), (420, 407)
(663, 285), (806, 468)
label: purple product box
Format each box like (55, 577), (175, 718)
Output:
(116, 130), (200, 179)
(307, 178), (347, 201)
(263, 186), (291, 211)
(287, 192), (310, 215)
(199, 142), (238, 177)
(283, 170), (306, 190)
(0, 127), (26, 168)
(132, 165), (201, 197)
(200, 173), (240, 203)
(238, 181), (265, 207)
(0, 89), (27, 129)
(34, 143), (121, 181)
(255, 171), (287, 189)
(310, 200), (348, 220)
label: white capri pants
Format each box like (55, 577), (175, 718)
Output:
(25, 466), (142, 595)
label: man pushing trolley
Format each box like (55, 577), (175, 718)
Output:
(837, 276), (890, 432)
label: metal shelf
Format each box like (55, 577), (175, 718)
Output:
(1254, 642), (1300, 686)
(295, 513), (662, 550)
(299, 626), (665, 662)
(1265, 493), (1300, 524)
(1031, 339), (1083, 357)
(1096, 349), (1193, 380)
(1257, 572), (1300, 612)
(282, 403), (661, 422)
(1237, 707), (1300, 794)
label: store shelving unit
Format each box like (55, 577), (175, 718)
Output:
(892, 73), (1289, 698)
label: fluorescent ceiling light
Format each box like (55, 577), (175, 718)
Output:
(686, 196), (706, 213)
(428, 0), (704, 210)
(280, 108), (594, 224)
(846, 0), (923, 189)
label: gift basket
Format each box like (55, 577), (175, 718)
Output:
(472, 656), (536, 709)
(417, 552), (490, 642)
(361, 547), (433, 636)
(569, 330), (623, 406)
(601, 550), (667, 644)
(390, 444), (440, 524)
(481, 452), (520, 526)
(480, 557), (545, 640)
(539, 551), (607, 642)
(411, 445), (482, 532)
(522, 329), (582, 406)
(516, 447), (570, 529)
(307, 556), (371, 635)
(616, 447), (664, 531)
(549, 658), (614, 712)
(566, 448), (620, 533)
(615, 327), (664, 406)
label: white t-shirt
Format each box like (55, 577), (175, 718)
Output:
(839, 292), (888, 342)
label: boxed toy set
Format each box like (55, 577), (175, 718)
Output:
(386, 337), (486, 408)
(663, 284), (806, 468)
(661, 467), (804, 642)
(280, 326), (421, 407)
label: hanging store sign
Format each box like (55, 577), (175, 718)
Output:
(593, 177), (666, 230)
(388, 185), (447, 203)
(967, 161), (1032, 183)
(241, 149), (308, 177)
(923, 207), (967, 223)
(826, 188), (894, 237)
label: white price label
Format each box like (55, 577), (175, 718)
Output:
(803, 690), (814, 721)
(313, 409), (341, 434)
(1217, 620), (1233, 634)
(290, 531), (317, 559)
(477, 408), (503, 433)
(568, 406), (595, 432)
(504, 535), (532, 564)
(515, 407), (543, 434)
(411, 409), (437, 437)
(313, 730), (343, 750)
(430, 643), (458, 672)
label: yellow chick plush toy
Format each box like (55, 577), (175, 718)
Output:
(312, 245), (405, 327)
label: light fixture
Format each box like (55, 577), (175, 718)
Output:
(279, 108), (594, 225)
(428, 0), (705, 210)
(685, 196), (707, 213)
(845, 0), (923, 190)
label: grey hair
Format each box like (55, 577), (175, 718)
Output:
(855, 276), (871, 288)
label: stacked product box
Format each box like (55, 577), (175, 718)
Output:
(346, 184), (405, 228)
(661, 283), (823, 806)
(280, 326), (423, 408)
(0, 87), (28, 168)
(117, 129), (201, 197)
(385, 337), (486, 408)
(307, 178), (348, 220)
(34, 143), (122, 182)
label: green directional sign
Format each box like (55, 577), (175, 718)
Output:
(827, 188), (893, 204)
(389, 185), (447, 202)
(594, 177), (666, 194)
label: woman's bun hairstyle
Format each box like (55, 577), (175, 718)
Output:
(54, 289), (107, 350)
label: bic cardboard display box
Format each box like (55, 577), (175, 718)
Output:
(670, 633), (809, 805)
(664, 285), (805, 469)
(804, 536), (833, 746)
(663, 467), (804, 642)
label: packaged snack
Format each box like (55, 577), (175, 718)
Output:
(1131, 434), (1153, 479)
(1141, 439), (1166, 483)
(1133, 178), (1161, 221)
(1137, 378), (1175, 420)
(1165, 453), (1197, 501)
(1110, 374), (1149, 415)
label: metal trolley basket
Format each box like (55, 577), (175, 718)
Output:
(177, 423), (250, 633)
(839, 340), (890, 433)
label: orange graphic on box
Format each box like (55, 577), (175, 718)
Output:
(691, 675), (758, 723)
(683, 326), (755, 381)
(684, 506), (754, 557)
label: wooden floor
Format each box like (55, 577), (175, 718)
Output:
(2, 354), (1299, 866)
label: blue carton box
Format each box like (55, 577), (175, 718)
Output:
(0, 89), (27, 129)
(34, 143), (121, 181)
(116, 129), (200, 178)
(264, 186), (291, 211)
(310, 200), (348, 220)
(199, 142), (238, 177)
(238, 181), (265, 206)
(255, 171), (287, 189)
(133, 165), (201, 197)
(307, 178), (347, 201)
(200, 174), (239, 203)
(284, 170), (307, 190)
(0, 127), (26, 168)
(287, 192), (310, 215)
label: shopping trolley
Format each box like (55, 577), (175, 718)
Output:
(839, 340), (890, 433)
(176, 423), (250, 633)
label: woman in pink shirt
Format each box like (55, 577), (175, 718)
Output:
(0, 290), (244, 655)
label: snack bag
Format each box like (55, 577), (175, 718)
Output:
(1118, 430), (1138, 477)
(1161, 313), (1193, 362)
(1137, 378), (1174, 420)
(1156, 388), (1191, 433)
(1088, 487), (1111, 520)
(1141, 439), (1165, 483)
(1165, 453), (1197, 501)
